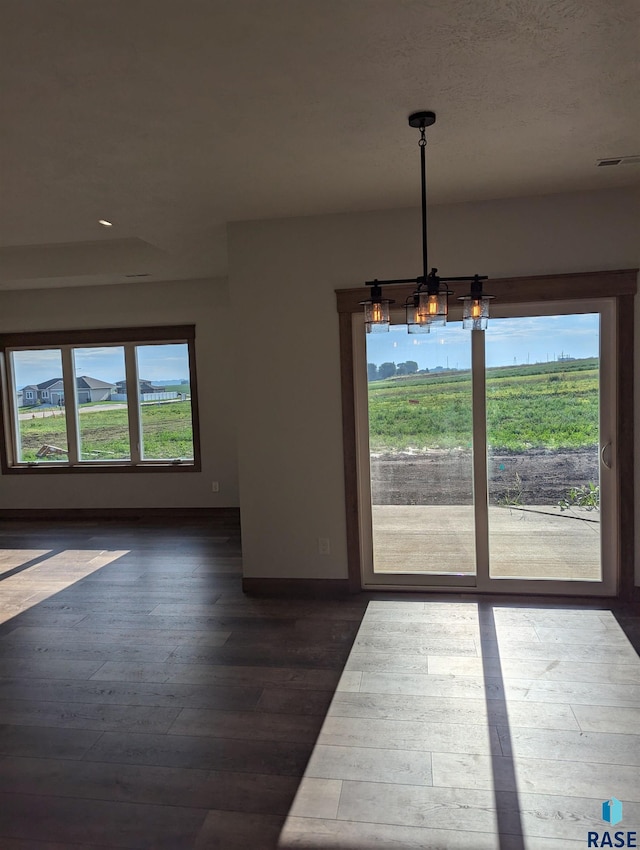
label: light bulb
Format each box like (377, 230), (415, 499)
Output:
(364, 298), (391, 332)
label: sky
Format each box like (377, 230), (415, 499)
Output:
(366, 313), (600, 371)
(12, 343), (190, 388)
(12, 315), (599, 387)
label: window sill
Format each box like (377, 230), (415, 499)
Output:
(2, 462), (200, 474)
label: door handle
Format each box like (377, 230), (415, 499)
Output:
(600, 442), (612, 470)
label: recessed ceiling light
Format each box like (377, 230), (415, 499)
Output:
(98, 219), (113, 227)
(596, 155), (640, 167)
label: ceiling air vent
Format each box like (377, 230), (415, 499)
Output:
(597, 155), (640, 167)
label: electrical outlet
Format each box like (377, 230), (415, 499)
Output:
(318, 537), (331, 555)
(211, 481), (219, 492)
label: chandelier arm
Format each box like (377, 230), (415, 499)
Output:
(440, 275), (489, 282)
(364, 277), (420, 286)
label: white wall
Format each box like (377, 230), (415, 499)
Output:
(228, 187), (640, 582)
(0, 277), (239, 509)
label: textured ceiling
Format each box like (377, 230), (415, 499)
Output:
(0, 0), (638, 288)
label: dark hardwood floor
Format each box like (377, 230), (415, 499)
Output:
(0, 517), (638, 849)
(0, 516), (367, 849)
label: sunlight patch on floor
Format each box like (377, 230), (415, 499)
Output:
(0, 550), (52, 575)
(277, 600), (640, 849)
(0, 549), (130, 624)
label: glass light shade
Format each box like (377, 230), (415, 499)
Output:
(422, 291), (447, 327)
(462, 296), (490, 330)
(364, 299), (392, 333)
(406, 299), (430, 333)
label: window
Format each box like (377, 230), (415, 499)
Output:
(0, 326), (200, 473)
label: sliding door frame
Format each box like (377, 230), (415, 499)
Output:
(336, 269), (638, 598)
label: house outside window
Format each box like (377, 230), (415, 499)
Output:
(0, 325), (200, 472)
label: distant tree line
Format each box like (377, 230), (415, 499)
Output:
(367, 361), (421, 381)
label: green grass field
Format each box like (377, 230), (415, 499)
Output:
(18, 402), (194, 462)
(368, 358), (599, 452)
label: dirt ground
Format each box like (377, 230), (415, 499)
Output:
(370, 447), (599, 506)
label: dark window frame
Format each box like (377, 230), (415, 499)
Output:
(0, 325), (201, 474)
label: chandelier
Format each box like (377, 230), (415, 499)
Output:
(362, 111), (493, 333)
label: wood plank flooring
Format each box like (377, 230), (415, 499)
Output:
(280, 600), (640, 849)
(0, 518), (638, 849)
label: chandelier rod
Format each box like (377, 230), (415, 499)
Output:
(419, 124), (429, 286)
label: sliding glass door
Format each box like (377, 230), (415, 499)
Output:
(357, 300), (616, 594)
(366, 323), (476, 583)
(486, 314), (603, 582)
